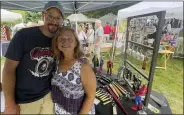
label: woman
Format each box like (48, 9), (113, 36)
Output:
(51, 27), (96, 115)
(78, 24), (88, 52)
(87, 24), (95, 53)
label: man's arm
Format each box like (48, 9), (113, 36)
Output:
(95, 36), (102, 45)
(95, 28), (104, 46)
(2, 29), (24, 114)
(2, 58), (19, 106)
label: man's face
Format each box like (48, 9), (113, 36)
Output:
(43, 8), (63, 33)
(95, 22), (99, 28)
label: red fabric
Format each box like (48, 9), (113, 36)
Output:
(136, 85), (147, 96)
(111, 26), (116, 33)
(103, 25), (111, 34)
(111, 26), (117, 40)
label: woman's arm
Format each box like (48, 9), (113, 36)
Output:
(79, 62), (96, 114)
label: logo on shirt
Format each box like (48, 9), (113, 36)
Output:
(29, 47), (54, 77)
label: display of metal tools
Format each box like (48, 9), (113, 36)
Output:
(106, 85), (128, 115)
(98, 75), (130, 97)
(95, 88), (113, 105)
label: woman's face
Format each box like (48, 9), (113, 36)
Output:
(57, 30), (77, 52)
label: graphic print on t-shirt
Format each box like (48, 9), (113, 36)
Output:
(29, 47), (54, 77)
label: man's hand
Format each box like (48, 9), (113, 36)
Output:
(4, 104), (20, 114)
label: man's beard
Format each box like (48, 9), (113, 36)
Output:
(48, 24), (58, 33)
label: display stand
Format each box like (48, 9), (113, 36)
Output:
(118, 11), (166, 107)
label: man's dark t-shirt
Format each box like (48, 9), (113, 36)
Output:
(5, 26), (55, 104)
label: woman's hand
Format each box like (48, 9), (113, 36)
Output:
(79, 60), (96, 114)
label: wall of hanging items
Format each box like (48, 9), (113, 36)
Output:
(117, 11), (166, 107)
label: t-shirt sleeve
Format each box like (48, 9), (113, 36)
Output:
(5, 30), (24, 61)
(97, 28), (104, 37)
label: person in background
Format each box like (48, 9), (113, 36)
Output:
(11, 22), (26, 36)
(87, 24), (95, 54)
(51, 27), (96, 114)
(78, 24), (87, 51)
(112, 23), (117, 40)
(2, 1), (64, 114)
(94, 19), (104, 61)
(103, 22), (111, 42)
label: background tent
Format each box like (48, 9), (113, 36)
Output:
(1, 9), (22, 22)
(165, 7), (183, 20)
(99, 13), (117, 27)
(117, 2), (183, 20)
(116, 1), (183, 57)
(67, 13), (95, 22)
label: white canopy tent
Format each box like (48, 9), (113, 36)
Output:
(99, 13), (117, 26)
(67, 13), (96, 22)
(114, 1), (183, 59)
(165, 7), (183, 20)
(116, 1), (183, 41)
(1, 9), (22, 22)
(118, 1), (183, 20)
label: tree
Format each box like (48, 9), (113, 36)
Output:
(24, 11), (42, 23)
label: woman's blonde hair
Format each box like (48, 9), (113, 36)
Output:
(52, 27), (84, 60)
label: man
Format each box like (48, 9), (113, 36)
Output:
(103, 22), (111, 42)
(94, 19), (104, 60)
(2, 1), (64, 114)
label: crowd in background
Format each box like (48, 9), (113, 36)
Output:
(77, 21), (117, 57)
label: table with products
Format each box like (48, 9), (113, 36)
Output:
(94, 72), (172, 115)
(156, 49), (174, 70)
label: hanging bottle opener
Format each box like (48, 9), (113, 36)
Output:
(112, 102), (117, 115)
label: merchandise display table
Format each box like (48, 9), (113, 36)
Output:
(94, 72), (172, 115)
(95, 90), (172, 115)
(156, 50), (174, 70)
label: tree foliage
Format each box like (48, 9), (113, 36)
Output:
(24, 11), (42, 23)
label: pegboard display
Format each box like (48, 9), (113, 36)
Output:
(118, 11), (166, 107)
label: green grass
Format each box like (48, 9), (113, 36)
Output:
(102, 52), (183, 114)
(1, 57), (5, 66)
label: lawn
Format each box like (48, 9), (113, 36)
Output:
(1, 57), (5, 65)
(102, 52), (183, 114)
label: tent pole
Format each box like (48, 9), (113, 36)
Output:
(111, 20), (118, 61)
(74, 1), (78, 32)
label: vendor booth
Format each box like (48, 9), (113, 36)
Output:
(1, 1), (180, 115)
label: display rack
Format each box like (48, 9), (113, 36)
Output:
(118, 11), (166, 107)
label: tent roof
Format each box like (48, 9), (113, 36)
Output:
(1, 9), (22, 22)
(99, 13), (117, 26)
(67, 13), (95, 22)
(1, 1), (137, 13)
(118, 1), (183, 20)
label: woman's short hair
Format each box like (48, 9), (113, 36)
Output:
(52, 27), (84, 60)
